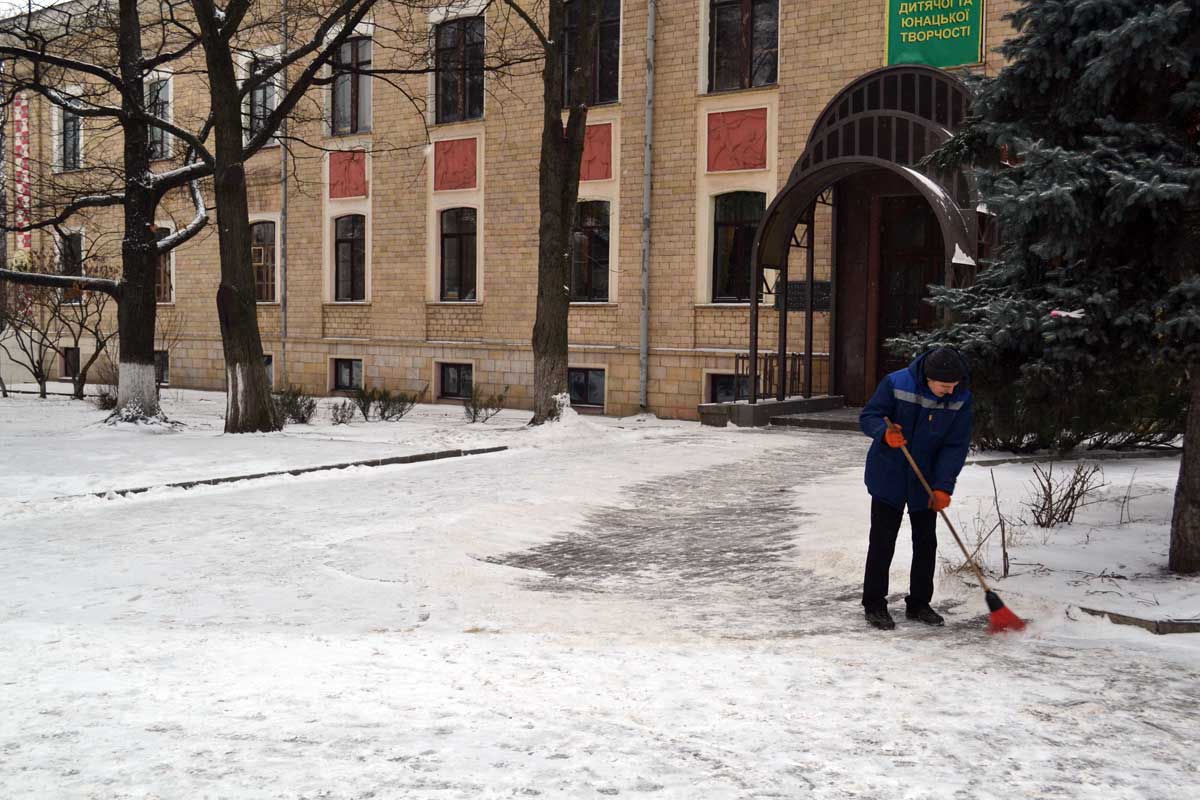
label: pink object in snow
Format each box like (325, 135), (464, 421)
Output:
(1050, 309), (1086, 319)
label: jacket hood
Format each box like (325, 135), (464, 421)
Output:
(907, 349), (971, 398)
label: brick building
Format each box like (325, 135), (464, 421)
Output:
(9, 0), (1018, 419)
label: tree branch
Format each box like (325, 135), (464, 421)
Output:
(0, 268), (122, 299)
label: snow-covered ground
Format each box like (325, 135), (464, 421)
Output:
(1, 392), (1197, 798)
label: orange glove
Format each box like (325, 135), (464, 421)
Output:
(930, 490), (952, 512)
(884, 423), (907, 449)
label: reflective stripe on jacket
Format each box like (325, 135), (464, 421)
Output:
(858, 351), (973, 510)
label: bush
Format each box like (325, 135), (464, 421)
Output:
(463, 384), (508, 423)
(375, 384), (427, 421)
(1024, 462), (1106, 528)
(350, 386), (378, 421)
(91, 357), (119, 410)
(91, 386), (118, 411)
(330, 400), (357, 425)
(273, 385), (318, 425)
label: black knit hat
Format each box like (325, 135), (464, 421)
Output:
(924, 348), (965, 383)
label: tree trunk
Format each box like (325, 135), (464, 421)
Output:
(193, 0), (279, 433)
(1170, 371), (1200, 574)
(113, 0), (160, 419)
(530, 0), (598, 424)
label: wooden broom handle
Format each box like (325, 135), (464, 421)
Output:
(883, 416), (992, 592)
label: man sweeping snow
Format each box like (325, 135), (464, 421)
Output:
(858, 348), (973, 630)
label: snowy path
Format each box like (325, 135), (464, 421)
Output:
(1, 425), (1197, 798)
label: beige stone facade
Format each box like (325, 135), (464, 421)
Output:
(10, 0), (1020, 419)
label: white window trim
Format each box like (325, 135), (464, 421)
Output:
(249, 213), (282, 304)
(698, 0), (780, 95)
(327, 23), (374, 137)
(572, 196), (616, 305)
(146, 71), (174, 161)
(427, 132), (485, 303)
(238, 45), (283, 147)
(154, 221), (177, 306)
(51, 85), (84, 173)
(324, 148), (373, 303)
(427, 3), (488, 127)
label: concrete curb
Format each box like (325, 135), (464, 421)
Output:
(969, 450), (1180, 467)
(1077, 606), (1200, 635)
(65, 445), (510, 501)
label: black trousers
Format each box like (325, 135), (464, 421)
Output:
(862, 498), (938, 609)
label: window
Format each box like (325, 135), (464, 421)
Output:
(61, 104), (82, 170)
(439, 362), (472, 399)
(146, 76), (171, 160)
(62, 347), (80, 379)
(154, 350), (170, 386)
(334, 358), (363, 390)
(440, 207), (477, 301)
(263, 354), (274, 389)
(247, 54), (279, 140)
(251, 221), (277, 302)
(153, 227), (174, 304)
(571, 201), (609, 302)
(568, 367), (605, 408)
(332, 37), (372, 135)
(709, 373), (750, 403)
(563, 0), (621, 105)
(712, 191), (765, 303)
(435, 17), (484, 123)
(709, 0), (777, 93)
(60, 232), (83, 303)
(334, 214), (366, 302)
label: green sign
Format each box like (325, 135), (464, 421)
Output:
(886, 0), (984, 68)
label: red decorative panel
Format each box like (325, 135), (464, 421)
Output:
(580, 123), (613, 182)
(329, 150), (368, 199)
(434, 138), (478, 191)
(707, 108), (768, 172)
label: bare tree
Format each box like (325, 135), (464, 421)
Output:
(53, 246), (119, 400)
(501, 0), (600, 424)
(0, 250), (68, 397)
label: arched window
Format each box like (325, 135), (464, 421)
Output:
(251, 221), (277, 303)
(435, 17), (484, 123)
(712, 191), (765, 303)
(440, 207), (477, 301)
(334, 214), (366, 302)
(571, 201), (610, 302)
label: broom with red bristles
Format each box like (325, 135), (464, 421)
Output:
(884, 417), (1026, 634)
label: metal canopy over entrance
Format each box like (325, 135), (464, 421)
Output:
(748, 64), (979, 406)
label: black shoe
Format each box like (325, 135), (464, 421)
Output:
(905, 605), (945, 626)
(864, 605), (896, 630)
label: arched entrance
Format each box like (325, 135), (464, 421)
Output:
(748, 65), (981, 406)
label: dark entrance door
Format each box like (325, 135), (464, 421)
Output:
(874, 195), (944, 384)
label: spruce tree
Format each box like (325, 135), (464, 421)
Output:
(903, 0), (1200, 572)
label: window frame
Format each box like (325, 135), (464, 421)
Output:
(154, 349), (170, 386)
(570, 200), (610, 303)
(152, 224), (175, 305)
(146, 73), (173, 161)
(567, 366), (606, 408)
(58, 230), (85, 304)
(333, 214), (367, 303)
(332, 357), (363, 391)
(331, 36), (372, 135)
(61, 346), (81, 379)
(707, 0), (778, 94)
(243, 47), (282, 145)
(710, 190), (766, 304)
(434, 16), (485, 124)
(708, 372), (751, 403)
(250, 218), (279, 304)
(439, 207), (478, 302)
(563, 0), (622, 106)
(438, 361), (473, 400)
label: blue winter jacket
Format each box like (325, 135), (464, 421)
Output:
(859, 351), (973, 511)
